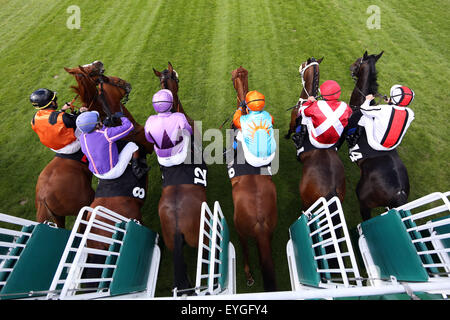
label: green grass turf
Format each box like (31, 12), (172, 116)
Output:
(0, 0), (448, 296)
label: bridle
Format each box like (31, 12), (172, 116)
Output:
(299, 60), (320, 99)
(159, 69), (180, 113)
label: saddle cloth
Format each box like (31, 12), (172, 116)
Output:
(296, 132), (336, 157)
(95, 164), (147, 200)
(95, 140), (147, 199)
(348, 130), (398, 163)
(159, 139), (208, 188)
(55, 149), (89, 164)
(227, 140), (273, 179)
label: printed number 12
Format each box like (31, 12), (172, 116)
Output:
(194, 167), (207, 187)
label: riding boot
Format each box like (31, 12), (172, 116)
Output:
(347, 125), (364, 149)
(292, 125), (307, 150)
(131, 158), (149, 180)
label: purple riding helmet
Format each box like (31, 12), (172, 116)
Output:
(152, 89), (173, 113)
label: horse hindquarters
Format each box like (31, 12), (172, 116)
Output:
(357, 154), (410, 220)
(35, 158), (94, 228)
(300, 150), (346, 210)
(232, 175), (278, 291)
(158, 185), (205, 293)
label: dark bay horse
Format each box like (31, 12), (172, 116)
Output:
(289, 58), (346, 210)
(348, 51), (410, 220)
(230, 66), (278, 292)
(153, 62), (207, 293)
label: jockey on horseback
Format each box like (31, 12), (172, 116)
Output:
(76, 111), (148, 180)
(144, 89), (193, 167)
(30, 88), (87, 154)
(232, 90), (276, 167)
(292, 80), (352, 152)
(348, 85), (415, 151)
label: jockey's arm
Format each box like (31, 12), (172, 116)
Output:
(180, 113), (193, 135)
(301, 100), (315, 118)
(360, 99), (383, 118)
(232, 108), (243, 129)
(106, 116), (135, 142)
(61, 112), (77, 129)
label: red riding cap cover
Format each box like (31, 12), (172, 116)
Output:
(319, 80), (341, 100)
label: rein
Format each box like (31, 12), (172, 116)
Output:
(286, 61), (320, 111)
(219, 77), (246, 129)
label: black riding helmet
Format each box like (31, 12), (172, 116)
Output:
(30, 88), (57, 109)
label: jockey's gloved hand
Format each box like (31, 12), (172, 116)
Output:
(112, 112), (124, 119)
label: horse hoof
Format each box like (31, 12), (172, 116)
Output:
(246, 278), (255, 287)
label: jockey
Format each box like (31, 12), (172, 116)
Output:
(76, 111), (147, 180)
(292, 80), (352, 150)
(349, 85), (415, 151)
(232, 90), (276, 167)
(30, 88), (87, 154)
(144, 89), (193, 167)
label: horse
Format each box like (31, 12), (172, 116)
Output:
(229, 66), (278, 292)
(65, 61), (154, 154)
(348, 51), (410, 221)
(61, 63), (152, 283)
(288, 58), (346, 210)
(153, 62), (207, 294)
(285, 57), (323, 139)
(35, 61), (155, 229)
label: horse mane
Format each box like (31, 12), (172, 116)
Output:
(67, 70), (98, 107)
(366, 56), (379, 95)
(231, 66), (248, 93)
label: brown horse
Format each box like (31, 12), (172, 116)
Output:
(285, 57), (323, 139)
(35, 61), (152, 228)
(348, 51), (410, 221)
(230, 66), (278, 292)
(153, 62), (207, 294)
(62, 64), (152, 283)
(289, 58), (346, 210)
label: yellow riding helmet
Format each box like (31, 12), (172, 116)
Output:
(245, 90), (265, 111)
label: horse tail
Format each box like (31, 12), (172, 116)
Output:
(172, 230), (192, 294)
(255, 232), (277, 292)
(389, 190), (409, 209)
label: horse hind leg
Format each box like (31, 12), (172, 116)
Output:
(238, 234), (254, 287)
(388, 190), (409, 209)
(173, 231), (193, 295)
(256, 233), (277, 292)
(36, 199), (65, 228)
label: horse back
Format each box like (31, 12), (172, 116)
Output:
(358, 152), (410, 202)
(300, 149), (346, 208)
(36, 157), (94, 221)
(158, 184), (206, 249)
(231, 175), (277, 236)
